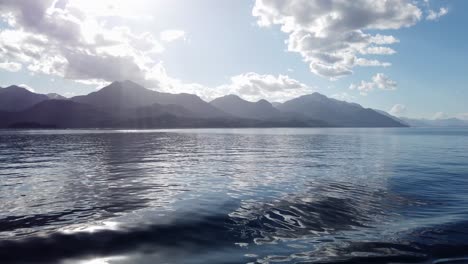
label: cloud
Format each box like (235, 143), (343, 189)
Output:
(252, 0), (424, 79)
(160, 30), (186, 42)
(217, 72), (312, 102)
(63, 50), (146, 84)
(430, 112), (468, 120)
(0, 0), (169, 87)
(361, 46), (396, 55)
(433, 111), (449, 120)
(355, 58), (391, 67)
(389, 104), (406, 116)
(370, 34), (400, 45)
(350, 73), (397, 95)
(427, 7), (448, 21)
(457, 113), (468, 121)
(0, 61), (22, 72)
(373, 73), (397, 90)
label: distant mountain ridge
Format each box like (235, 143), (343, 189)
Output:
(0, 81), (407, 128)
(277, 93), (403, 127)
(210, 94), (281, 120)
(400, 117), (468, 127)
(0, 85), (49, 112)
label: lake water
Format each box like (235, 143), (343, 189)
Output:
(0, 128), (467, 264)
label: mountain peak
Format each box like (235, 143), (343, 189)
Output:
(215, 94), (243, 101)
(97, 80), (148, 95)
(255, 99), (271, 106)
(108, 80), (141, 88)
(279, 93), (406, 127)
(47, 93), (67, 100)
(118, 80), (142, 87)
(210, 94), (280, 120)
(307, 92), (328, 99)
(72, 80), (157, 110)
(0, 85), (49, 112)
(71, 81), (227, 118)
(4, 85), (30, 93)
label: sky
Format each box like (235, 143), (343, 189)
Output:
(0, 0), (467, 119)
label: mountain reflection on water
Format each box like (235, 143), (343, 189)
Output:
(0, 128), (467, 264)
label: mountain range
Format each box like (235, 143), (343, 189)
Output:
(0, 81), (407, 129)
(399, 117), (468, 127)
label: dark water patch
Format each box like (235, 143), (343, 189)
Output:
(0, 182), (408, 263)
(0, 214), (239, 263)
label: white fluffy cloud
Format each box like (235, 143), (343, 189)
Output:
(160, 30), (186, 42)
(350, 73), (397, 95)
(389, 104), (407, 116)
(373, 73), (398, 90)
(252, 0), (425, 79)
(427, 7), (448, 21)
(0, 61), (22, 72)
(0, 0), (173, 87)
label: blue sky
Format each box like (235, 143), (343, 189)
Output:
(0, 0), (466, 119)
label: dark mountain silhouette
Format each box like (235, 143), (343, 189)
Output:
(0, 99), (209, 128)
(0, 81), (407, 128)
(0, 100), (110, 128)
(210, 94), (281, 120)
(71, 81), (227, 118)
(0, 99), (327, 129)
(127, 103), (193, 119)
(277, 93), (406, 127)
(209, 94), (326, 126)
(0, 86), (49, 111)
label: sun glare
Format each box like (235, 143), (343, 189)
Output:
(67, 0), (158, 19)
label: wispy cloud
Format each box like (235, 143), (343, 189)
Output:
(389, 104), (407, 116)
(160, 30), (186, 42)
(427, 7), (449, 21)
(0, 61), (22, 72)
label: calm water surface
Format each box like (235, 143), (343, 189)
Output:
(0, 128), (467, 264)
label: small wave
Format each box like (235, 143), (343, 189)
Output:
(0, 213), (239, 263)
